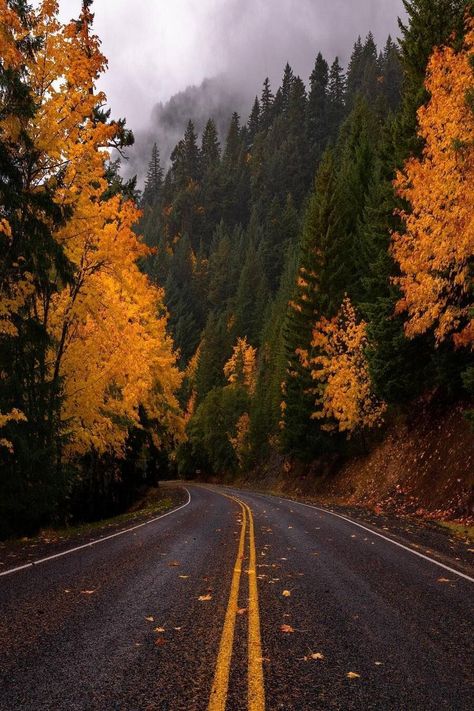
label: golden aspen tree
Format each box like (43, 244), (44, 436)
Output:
(224, 337), (257, 394)
(392, 22), (474, 348)
(303, 298), (386, 433)
(1, 1), (184, 459)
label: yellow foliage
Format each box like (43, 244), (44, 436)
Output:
(0, 408), (27, 452)
(224, 337), (257, 394)
(228, 412), (251, 469)
(307, 298), (386, 433)
(0, 2), (184, 458)
(392, 21), (474, 348)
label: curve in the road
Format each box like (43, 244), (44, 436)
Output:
(0, 488), (192, 579)
(226, 488), (474, 584)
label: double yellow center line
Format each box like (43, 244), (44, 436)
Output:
(208, 494), (265, 711)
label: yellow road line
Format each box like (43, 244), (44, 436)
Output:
(208, 499), (247, 711)
(206, 490), (266, 711)
(243, 499), (265, 711)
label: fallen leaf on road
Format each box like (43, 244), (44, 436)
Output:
(64, 589), (71, 593)
(304, 652), (324, 661)
(154, 637), (166, 646)
(280, 624), (295, 633)
(173, 627), (182, 631)
(153, 627), (165, 633)
(374, 661), (383, 666)
(237, 608), (248, 615)
(288, 526), (293, 529)
(179, 575), (189, 579)
(145, 616), (154, 622)
(347, 672), (360, 679)
(168, 561), (180, 567)
(81, 590), (96, 595)
(437, 577), (450, 583)
(282, 590), (291, 597)
(198, 594), (212, 601)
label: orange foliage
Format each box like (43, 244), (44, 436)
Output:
(228, 412), (251, 469)
(0, 2), (184, 457)
(224, 337), (257, 394)
(392, 21), (474, 348)
(305, 298), (386, 433)
(0, 408), (27, 452)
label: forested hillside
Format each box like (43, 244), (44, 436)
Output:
(0, 0), (473, 538)
(140, 1), (473, 485)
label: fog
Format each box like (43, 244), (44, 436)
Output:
(56, 0), (405, 181)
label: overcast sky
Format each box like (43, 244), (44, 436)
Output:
(56, 0), (405, 132)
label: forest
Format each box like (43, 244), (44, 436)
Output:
(0, 0), (473, 537)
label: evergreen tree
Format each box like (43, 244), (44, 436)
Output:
(247, 96), (261, 144)
(0, 0), (73, 533)
(201, 118), (220, 172)
(307, 52), (330, 165)
(281, 152), (338, 458)
(260, 77), (274, 131)
(280, 62), (295, 112)
(327, 57), (346, 142)
(142, 142), (163, 206)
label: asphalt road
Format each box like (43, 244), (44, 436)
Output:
(0, 485), (472, 711)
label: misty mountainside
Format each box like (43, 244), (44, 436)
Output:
(137, 0), (473, 495)
(124, 76), (251, 185)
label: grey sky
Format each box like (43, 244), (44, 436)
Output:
(57, 0), (405, 132)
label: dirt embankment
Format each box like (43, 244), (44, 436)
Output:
(240, 403), (474, 524)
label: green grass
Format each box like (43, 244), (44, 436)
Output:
(13, 490), (176, 546)
(436, 521), (474, 541)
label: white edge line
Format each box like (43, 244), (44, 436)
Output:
(0, 488), (191, 579)
(229, 488), (474, 584)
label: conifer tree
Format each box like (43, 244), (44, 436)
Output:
(247, 96), (260, 144)
(307, 52), (330, 165)
(142, 142), (163, 206)
(327, 57), (346, 142)
(260, 77), (274, 131)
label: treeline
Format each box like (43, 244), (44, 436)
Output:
(141, 0), (473, 477)
(0, 0), (184, 537)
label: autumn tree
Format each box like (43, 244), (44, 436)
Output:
(224, 337), (257, 393)
(303, 298), (386, 434)
(0, 0), (184, 535)
(392, 22), (474, 348)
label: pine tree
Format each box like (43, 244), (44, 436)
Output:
(307, 52), (330, 165)
(142, 142), (163, 206)
(327, 57), (346, 143)
(247, 96), (261, 144)
(260, 77), (274, 131)
(201, 118), (220, 172)
(0, 0), (72, 533)
(280, 62), (295, 112)
(281, 151), (338, 458)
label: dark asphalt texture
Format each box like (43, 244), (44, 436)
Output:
(0, 484), (472, 710)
